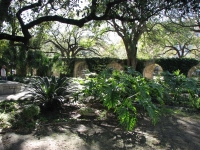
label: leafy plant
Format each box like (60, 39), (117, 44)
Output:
(0, 101), (17, 113)
(158, 70), (200, 108)
(21, 104), (40, 121)
(0, 112), (14, 128)
(192, 98), (200, 109)
(27, 76), (70, 112)
(82, 68), (164, 130)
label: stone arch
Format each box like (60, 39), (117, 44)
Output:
(143, 63), (163, 79)
(73, 61), (88, 78)
(106, 62), (124, 71)
(187, 63), (200, 78)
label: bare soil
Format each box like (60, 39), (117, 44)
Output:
(1, 105), (200, 150)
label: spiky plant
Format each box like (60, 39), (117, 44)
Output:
(28, 76), (69, 112)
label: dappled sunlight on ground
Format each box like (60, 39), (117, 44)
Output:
(1, 113), (200, 150)
(0, 85), (32, 101)
(6, 91), (31, 101)
(0, 82), (200, 150)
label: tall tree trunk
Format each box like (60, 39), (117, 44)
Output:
(124, 40), (138, 70)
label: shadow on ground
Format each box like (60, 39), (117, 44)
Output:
(1, 112), (200, 150)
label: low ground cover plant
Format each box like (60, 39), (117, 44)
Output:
(21, 104), (40, 121)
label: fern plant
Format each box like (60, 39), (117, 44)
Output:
(28, 76), (69, 112)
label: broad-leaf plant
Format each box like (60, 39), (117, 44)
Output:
(82, 68), (164, 130)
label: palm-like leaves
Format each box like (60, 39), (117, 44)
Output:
(28, 76), (69, 111)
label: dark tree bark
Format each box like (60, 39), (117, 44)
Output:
(0, 0), (12, 27)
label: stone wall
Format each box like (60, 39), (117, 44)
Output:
(73, 61), (124, 78)
(143, 63), (163, 79)
(67, 59), (198, 79)
(187, 63), (200, 78)
(73, 61), (88, 78)
(0, 81), (21, 95)
(106, 62), (124, 71)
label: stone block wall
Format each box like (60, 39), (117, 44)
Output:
(0, 81), (21, 95)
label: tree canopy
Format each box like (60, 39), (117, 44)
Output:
(0, 0), (199, 45)
(139, 21), (200, 58)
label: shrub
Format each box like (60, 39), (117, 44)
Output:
(157, 70), (200, 108)
(0, 101), (18, 129)
(82, 68), (164, 130)
(27, 76), (70, 112)
(0, 101), (17, 113)
(21, 104), (40, 121)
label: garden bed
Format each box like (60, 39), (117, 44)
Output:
(0, 103), (200, 150)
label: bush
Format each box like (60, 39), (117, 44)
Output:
(21, 104), (40, 121)
(82, 68), (164, 130)
(157, 70), (200, 108)
(27, 76), (70, 112)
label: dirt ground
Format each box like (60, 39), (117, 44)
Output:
(0, 106), (200, 150)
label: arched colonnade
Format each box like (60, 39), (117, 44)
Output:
(73, 61), (200, 79)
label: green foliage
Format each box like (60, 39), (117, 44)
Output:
(157, 70), (200, 108)
(0, 101), (17, 128)
(28, 51), (59, 77)
(21, 104), (40, 121)
(0, 40), (59, 77)
(17, 47), (28, 76)
(0, 101), (40, 130)
(0, 101), (17, 113)
(0, 112), (14, 128)
(63, 57), (198, 77)
(60, 58), (76, 77)
(193, 98), (200, 110)
(0, 40), (9, 57)
(85, 57), (114, 74)
(28, 76), (69, 112)
(135, 59), (146, 74)
(139, 21), (200, 59)
(155, 58), (199, 76)
(76, 57), (126, 74)
(82, 68), (164, 130)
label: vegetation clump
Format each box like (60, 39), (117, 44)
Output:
(157, 70), (200, 109)
(21, 104), (40, 121)
(82, 68), (164, 130)
(27, 76), (70, 112)
(0, 69), (200, 132)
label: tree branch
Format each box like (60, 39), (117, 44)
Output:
(0, 33), (26, 43)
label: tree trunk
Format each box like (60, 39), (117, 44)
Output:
(124, 41), (138, 70)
